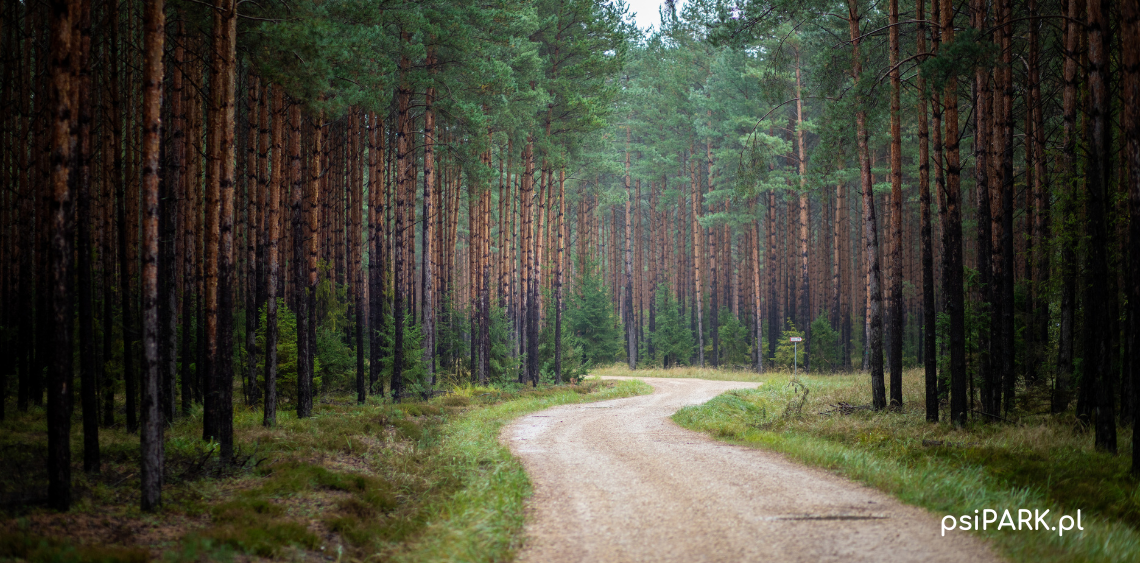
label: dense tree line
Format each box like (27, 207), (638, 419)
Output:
(1, 0), (1139, 514)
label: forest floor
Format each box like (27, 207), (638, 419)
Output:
(0, 377), (650, 562)
(594, 365), (1138, 563)
(504, 373), (997, 562)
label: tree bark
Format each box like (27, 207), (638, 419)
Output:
(1085, 0), (1116, 453)
(393, 38), (410, 398)
(264, 86), (282, 426)
(917, 0), (937, 421)
(1122, 0), (1140, 475)
(139, 0), (165, 511)
(941, 0), (967, 426)
(46, 0), (76, 512)
(847, 0), (885, 409)
(888, 0), (903, 406)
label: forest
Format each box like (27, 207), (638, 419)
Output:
(0, 0), (1138, 558)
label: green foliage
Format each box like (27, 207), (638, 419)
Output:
(773, 319), (806, 372)
(716, 309), (751, 367)
(651, 284), (694, 367)
(538, 291), (588, 383)
(808, 314), (840, 372)
(254, 299), (321, 407)
(565, 258), (622, 367)
(374, 312), (428, 395)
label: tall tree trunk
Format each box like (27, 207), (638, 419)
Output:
(848, 0), (885, 409)
(289, 103), (307, 412)
(794, 52), (810, 372)
(555, 167), (565, 382)
(942, 0), (967, 425)
(997, 0), (1016, 415)
(73, 0), (98, 473)
(392, 39), (410, 398)
(888, 0), (903, 406)
(244, 79), (260, 406)
(1085, 0), (1116, 453)
(214, 0), (237, 460)
(691, 158), (705, 367)
(1123, 0), (1140, 475)
(303, 111), (321, 413)
(525, 138), (538, 386)
(972, 0), (996, 416)
(421, 68), (436, 395)
(1055, 0), (1081, 414)
(625, 130), (635, 369)
(46, 0), (76, 512)
(918, 0), (936, 421)
(139, 0), (165, 511)
(264, 86), (282, 426)
(368, 113), (385, 395)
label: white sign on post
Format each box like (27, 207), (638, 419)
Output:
(789, 337), (803, 342)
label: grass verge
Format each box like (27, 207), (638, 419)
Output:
(652, 366), (1139, 563)
(0, 377), (649, 562)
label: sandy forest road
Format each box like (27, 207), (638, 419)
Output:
(502, 376), (999, 563)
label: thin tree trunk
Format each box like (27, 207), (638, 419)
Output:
(625, 130), (635, 369)
(421, 67), (436, 395)
(847, 0), (885, 409)
(555, 167), (565, 382)
(691, 158), (704, 367)
(1085, 0), (1116, 453)
(302, 111), (321, 413)
(888, 0), (903, 406)
(941, 0), (967, 425)
(1122, 0), (1140, 475)
(918, 0), (937, 422)
(46, 0), (76, 512)
(73, 0), (98, 473)
(392, 38), (410, 398)
(139, 0), (164, 511)
(1055, 0), (1080, 413)
(264, 85), (282, 427)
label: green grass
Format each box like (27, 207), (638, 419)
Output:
(0, 377), (650, 562)
(636, 365), (1140, 563)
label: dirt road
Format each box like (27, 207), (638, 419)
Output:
(502, 376), (999, 563)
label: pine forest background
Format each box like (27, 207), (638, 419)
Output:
(1, 0), (1139, 512)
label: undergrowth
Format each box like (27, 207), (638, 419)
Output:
(0, 377), (649, 562)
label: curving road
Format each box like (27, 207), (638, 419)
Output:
(502, 376), (999, 563)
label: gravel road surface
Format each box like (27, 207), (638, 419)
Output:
(502, 376), (999, 563)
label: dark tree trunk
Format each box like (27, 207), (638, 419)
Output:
(139, 0), (165, 511)
(997, 0), (1015, 416)
(941, 0), (967, 426)
(918, 0), (936, 422)
(1055, 0), (1081, 414)
(848, 0), (885, 409)
(1121, 0), (1139, 475)
(392, 40), (410, 399)
(73, 0), (98, 473)
(264, 86), (282, 427)
(289, 103), (307, 414)
(1085, 0), (1116, 453)
(46, 0), (75, 512)
(888, 0), (903, 406)
(368, 112), (384, 396)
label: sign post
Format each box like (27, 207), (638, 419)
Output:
(789, 337), (803, 379)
